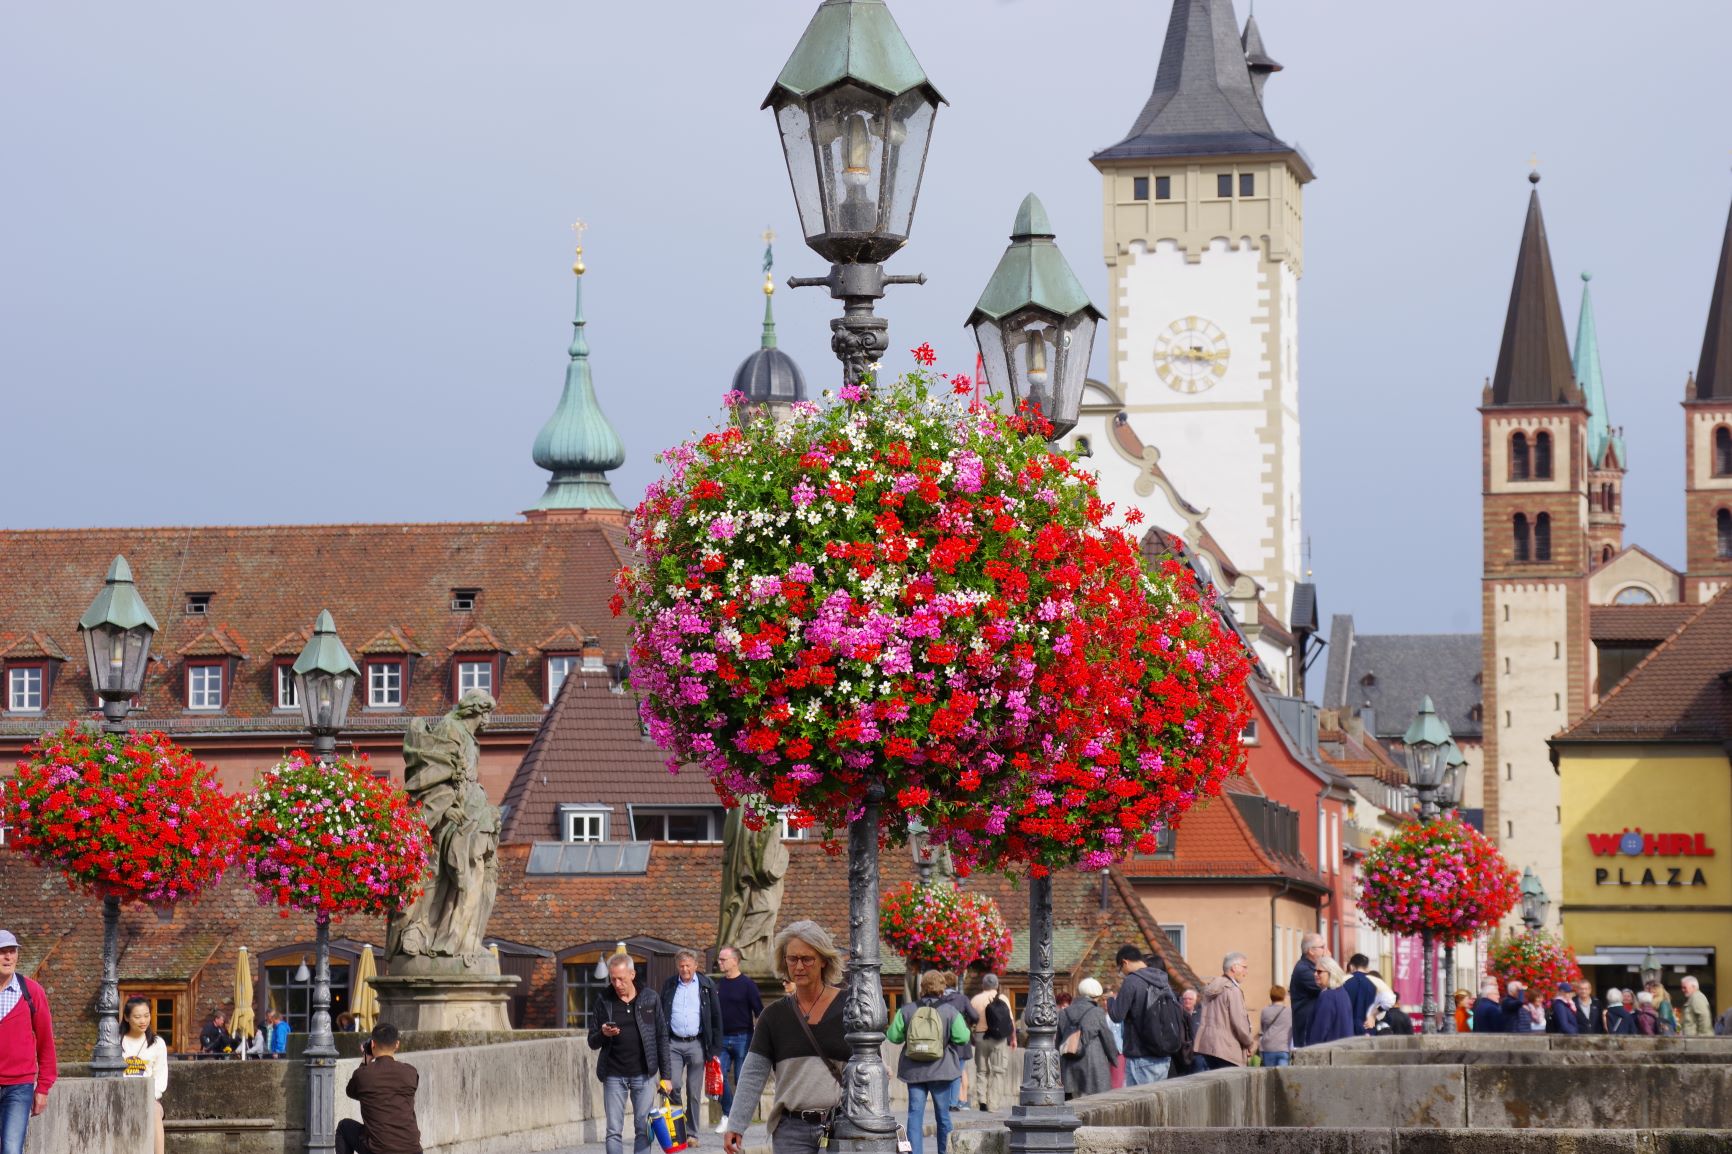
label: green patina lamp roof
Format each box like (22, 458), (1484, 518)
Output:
(78, 555), (159, 632)
(1402, 695), (1452, 749)
(966, 194), (1103, 325)
(293, 610), (359, 677)
(531, 252), (627, 512)
(764, 0), (943, 105)
(1574, 272), (1624, 468)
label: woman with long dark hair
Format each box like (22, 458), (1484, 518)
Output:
(120, 996), (168, 1154)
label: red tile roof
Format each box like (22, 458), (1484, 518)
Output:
(0, 632), (70, 662)
(1558, 588), (1732, 744)
(448, 624), (510, 654)
(1587, 603), (1701, 643)
(176, 625), (248, 659)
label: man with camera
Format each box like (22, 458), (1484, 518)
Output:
(337, 1022), (421, 1154)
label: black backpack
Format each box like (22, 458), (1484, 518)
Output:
(983, 997), (1013, 1042)
(1144, 987), (1187, 1058)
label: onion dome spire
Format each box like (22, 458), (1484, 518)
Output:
(531, 222), (626, 512)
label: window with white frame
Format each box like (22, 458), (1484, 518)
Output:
(276, 663), (299, 710)
(368, 661), (404, 708)
(187, 664), (224, 710)
(562, 808), (607, 843)
(1240, 719), (1259, 745)
(457, 660), (493, 697)
(7, 666), (44, 712)
(631, 807), (725, 842)
(1159, 924), (1186, 959)
(545, 655), (578, 705)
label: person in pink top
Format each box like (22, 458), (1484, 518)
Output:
(0, 929), (57, 1154)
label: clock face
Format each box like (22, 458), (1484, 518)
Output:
(1154, 316), (1230, 393)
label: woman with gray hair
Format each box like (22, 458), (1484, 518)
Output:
(721, 921), (849, 1154)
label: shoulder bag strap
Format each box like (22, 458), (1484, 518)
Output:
(793, 996), (844, 1085)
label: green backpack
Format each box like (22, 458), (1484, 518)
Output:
(905, 1003), (947, 1062)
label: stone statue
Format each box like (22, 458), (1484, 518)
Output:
(716, 808), (789, 977)
(388, 690), (500, 974)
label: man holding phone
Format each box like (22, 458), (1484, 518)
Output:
(337, 1022), (421, 1154)
(589, 954), (673, 1154)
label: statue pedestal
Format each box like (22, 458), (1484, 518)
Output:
(369, 973), (519, 1032)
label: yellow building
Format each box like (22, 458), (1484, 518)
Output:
(1551, 590), (1732, 1009)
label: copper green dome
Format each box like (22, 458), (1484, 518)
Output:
(531, 259), (626, 512)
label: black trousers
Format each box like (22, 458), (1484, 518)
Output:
(335, 1119), (372, 1154)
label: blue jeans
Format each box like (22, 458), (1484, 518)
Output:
(720, 1032), (751, 1116)
(1261, 1051), (1290, 1067)
(1124, 1056), (1170, 1086)
(0, 1083), (33, 1154)
(906, 1080), (952, 1154)
(603, 1074), (658, 1154)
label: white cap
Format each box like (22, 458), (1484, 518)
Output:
(0, 930), (18, 951)
(1077, 977), (1104, 999)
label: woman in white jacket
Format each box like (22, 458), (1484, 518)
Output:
(120, 996), (168, 1154)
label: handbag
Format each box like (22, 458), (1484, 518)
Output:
(1059, 1030), (1082, 1057)
(650, 1088), (690, 1153)
(705, 1056), (725, 1098)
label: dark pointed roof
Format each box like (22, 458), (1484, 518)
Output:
(1241, 14), (1281, 99)
(1094, 0), (1298, 165)
(1488, 176), (1579, 407)
(1692, 195), (1732, 402)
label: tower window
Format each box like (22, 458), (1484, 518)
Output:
(1602, 545), (1613, 563)
(1155, 176), (1171, 200)
(1133, 177), (1149, 201)
(1534, 431), (1553, 479)
(1239, 173), (1255, 197)
(1513, 513), (1531, 562)
(1718, 509), (1732, 559)
(1217, 173), (1233, 198)
(1716, 426), (1732, 476)
(1535, 512), (1552, 561)
(1510, 433), (1530, 481)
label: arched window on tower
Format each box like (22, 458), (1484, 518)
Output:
(1534, 431), (1553, 480)
(1510, 433), (1530, 481)
(1602, 545), (1614, 564)
(1535, 513), (1552, 562)
(1513, 514), (1530, 562)
(1719, 509), (1732, 560)
(1716, 427), (1732, 477)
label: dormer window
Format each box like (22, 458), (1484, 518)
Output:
(545, 654), (578, 704)
(186, 662), (225, 710)
(274, 661), (299, 710)
(456, 660), (493, 697)
(367, 660), (405, 708)
(185, 593), (212, 616)
(6, 665), (44, 713)
(451, 588), (479, 612)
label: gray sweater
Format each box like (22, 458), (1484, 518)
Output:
(1258, 1002), (1292, 1054)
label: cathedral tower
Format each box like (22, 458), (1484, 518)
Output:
(1480, 174), (1591, 926)
(1090, 0), (1313, 625)
(1574, 272), (1626, 565)
(1683, 194), (1732, 602)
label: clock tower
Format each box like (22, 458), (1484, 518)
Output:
(1088, 0), (1313, 623)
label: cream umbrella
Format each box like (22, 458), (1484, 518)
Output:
(231, 947), (256, 1059)
(353, 945), (380, 1033)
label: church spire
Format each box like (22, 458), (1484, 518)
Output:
(529, 223), (626, 513)
(1488, 172), (1578, 407)
(1093, 0), (1299, 165)
(759, 228), (779, 351)
(1693, 193), (1732, 401)
(1574, 272), (1621, 467)
(1241, 13), (1281, 99)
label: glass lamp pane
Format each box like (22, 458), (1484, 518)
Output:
(774, 103), (827, 243)
(297, 671), (332, 731)
(328, 671), (356, 731)
(970, 319), (1012, 409)
(881, 90), (936, 242)
(1049, 313), (1098, 439)
(812, 85), (886, 240)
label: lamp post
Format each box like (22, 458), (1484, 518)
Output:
(1436, 739), (1466, 1033)
(293, 611), (357, 1154)
(1518, 867), (1550, 933)
(1403, 697), (1451, 1034)
(763, 6), (939, 1150)
(768, 0), (943, 387)
(970, 195), (1099, 1154)
(76, 555), (158, 1078)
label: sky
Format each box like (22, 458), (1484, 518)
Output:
(5, 1), (1730, 637)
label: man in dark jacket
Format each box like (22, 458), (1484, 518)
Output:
(1287, 934), (1327, 1047)
(1573, 980), (1602, 1035)
(1548, 983), (1580, 1034)
(1342, 955), (1377, 1035)
(660, 949), (722, 1138)
(1108, 945), (1182, 1085)
(1471, 981), (1510, 1033)
(199, 1011), (234, 1055)
(338, 1022), (421, 1154)
(591, 956), (673, 1154)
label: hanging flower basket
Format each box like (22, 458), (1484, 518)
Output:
(238, 752), (431, 919)
(881, 882), (1013, 973)
(615, 359), (1252, 872)
(1358, 817), (1519, 939)
(1486, 929), (1581, 993)
(0, 722), (239, 905)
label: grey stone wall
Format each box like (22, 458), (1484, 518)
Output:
(22, 1077), (152, 1154)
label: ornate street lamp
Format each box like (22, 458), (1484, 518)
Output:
(292, 610), (357, 1154)
(77, 555), (158, 1078)
(969, 195), (1097, 1154)
(1435, 738), (1468, 1033)
(1402, 696), (1452, 1034)
(770, 0), (944, 386)
(967, 194), (1103, 440)
(1519, 866), (1550, 932)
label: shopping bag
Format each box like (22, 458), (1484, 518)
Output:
(650, 1090), (689, 1153)
(705, 1056), (724, 1098)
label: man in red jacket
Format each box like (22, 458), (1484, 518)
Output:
(0, 929), (57, 1154)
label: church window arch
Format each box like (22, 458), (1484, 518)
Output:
(1718, 509), (1732, 560)
(1534, 431), (1553, 479)
(1602, 545), (1614, 564)
(1513, 513), (1530, 562)
(1716, 426), (1732, 477)
(1509, 433), (1530, 481)
(1534, 512), (1552, 561)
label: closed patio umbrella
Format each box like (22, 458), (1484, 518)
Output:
(353, 944), (379, 1033)
(232, 947), (256, 1059)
